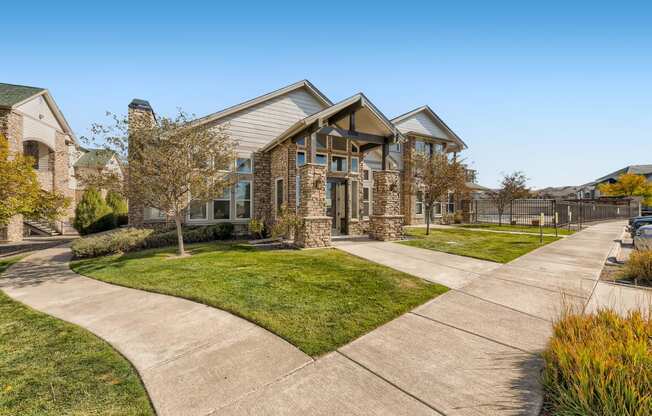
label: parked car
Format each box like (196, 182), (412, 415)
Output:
(634, 225), (652, 250)
(628, 215), (652, 226)
(629, 217), (652, 237)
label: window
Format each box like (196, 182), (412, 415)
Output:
(433, 202), (442, 216)
(415, 140), (428, 155)
(363, 169), (370, 180)
(351, 181), (359, 220)
(295, 136), (305, 146)
(389, 143), (400, 153)
(213, 188), (230, 220)
(433, 143), (444, 153)
(296, 151), (306, 167)
(416, 191), (424, 215)
(275, 178), (284, 214)
(351, 142), (359, 153)
(363, 187), (370, 217)
(331, 136), (347, 152)
(235, 181), (251, 219)
(295, 176), (301, 208)
(236, 157), (252, 173)
(351, 157), (359, 173)
(447, 193), (455, 214)
(188, 200), (207, 220)
(316, 135), (327, 150)
(331, 155), (347, 172)
(315, 153), (328, 165)
(144, 207), (165, 220)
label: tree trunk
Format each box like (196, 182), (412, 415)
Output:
(426, 204), (431, 235)
(498, 207), (503, 226)
(174, 214), (185, 256)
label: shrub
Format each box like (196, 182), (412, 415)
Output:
(248, 219), (264, 239)
(73, 188), (114, 235)
(71, 223), (235, 258)
(542, 308), (652, 415)
(105, 191), (128, 226)
(624, 250), (652, 283)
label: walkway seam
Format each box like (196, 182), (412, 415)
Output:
(335, 350), (448, 416)
(451, 289), (552, 322)
(409, 311), (536, 356)
(374, 243), (490, 275)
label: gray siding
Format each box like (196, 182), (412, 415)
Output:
(395, 111), (448, 139)
(208, 88), (326, 155)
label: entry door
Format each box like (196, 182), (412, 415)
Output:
(335, 182), (346, 234)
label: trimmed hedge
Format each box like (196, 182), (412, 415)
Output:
(542, 308), (652, 415)
(71, 223), (234, 258)
(624, 249), (652, 283)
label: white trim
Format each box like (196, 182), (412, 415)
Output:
(296, 150), (306, 168)
(315, 152), (328, 166)
(212, 188), (231, 221)
(351, 156), (360, 173)
(391, 105), (466, 150)
(235, 180), (253, 220)
(331, 154), (348, 172)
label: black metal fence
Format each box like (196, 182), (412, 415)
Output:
(462, 199), (638, 229)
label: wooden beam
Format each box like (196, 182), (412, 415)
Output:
(360, 143), (381, 153)
(326, 100), (363, 126)
(382, 140), (389, 170)
(349, 112), (356, 132)
(316, 126), (386, 144)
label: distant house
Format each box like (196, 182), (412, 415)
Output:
(0, 82), (79, 241)
(535, 186), (584, 200)
(73, 147), (124, 201)
(580, 164), (652, 199)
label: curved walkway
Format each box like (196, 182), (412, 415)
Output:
(1, 222), (628, 416)
(0, 246), (312, 416)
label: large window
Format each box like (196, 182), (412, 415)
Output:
(295, 136), (305, 146)
(235, 181), (251, 219)
(351, 157), (359, 173)
(144, 207), (165, 220)
(236, 157), (252, 173)
(351, 180), (359, 219)
(296, 151), (306, 167)
(316, 135), (328, 150)
(331, 155), (347, 172)
(447, 193), (455, 214)
(416, 191), (424, 215)
(295, 176), (301, 208)
(275, 178), (284, 214)
(363, 187), (371, 218)
(188, 200), (207, 220)
(363, 169), (370, 180)
(389, 142), (400, 153)
(415, 140), (429, 155)
(315, 153), (328, 165)
(213, 188), (230, 220)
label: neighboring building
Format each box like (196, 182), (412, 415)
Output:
(579, 165), (652, 199)
(0, 82), (79, 241)
(73, 147), (124, 202)
(535, 186), (584, 200)
(128, 80), (471, 246)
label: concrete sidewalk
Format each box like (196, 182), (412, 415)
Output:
(2, 221), (628, 415)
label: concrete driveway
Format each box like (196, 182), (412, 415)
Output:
(1, 221), (627, 415)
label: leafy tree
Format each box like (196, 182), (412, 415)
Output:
(0, 134), (70, 229)
(597, 173), (652, 205)
(105, 190), (128, 226)
(412, 150), (468, 235)
(486, 171), (530, 226)
(86, 110), (235, 255)
(73, 188), (114, 235)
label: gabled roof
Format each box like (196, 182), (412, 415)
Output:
(188, 80), (332, 129)
(74, 148), (116, 168)
(261, 92), (402, 152)
(0, 82), (77, 144)
(391, 105), (467, 150)
(0, 83), (45, 107)
(591, 164), (652, 184)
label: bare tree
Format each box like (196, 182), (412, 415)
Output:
(412, 150), (468, 235)
(486, 171), (530, 226)
(85, 111), (235, 256)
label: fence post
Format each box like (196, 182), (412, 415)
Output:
(539, 212), (544, 243)
(555, 211), (558, 237)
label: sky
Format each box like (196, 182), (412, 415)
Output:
(2, 0), (651, 188)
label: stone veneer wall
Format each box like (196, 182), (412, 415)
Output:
(127, 104), (155, 227)
(0, 110), (24, 241)
(401, 137), (416, 225)
(269, 142), (288, 223)
(295, 164), (331, 248)
(369, 170), (404, 241)
(54, 131), (75, 219)
(252, 151), (271, 226)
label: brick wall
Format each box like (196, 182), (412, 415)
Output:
(270, 143), (289, 222)
(127, 103), (156, 227)
(370, 170), (404, 241)
(54, 131), (75, 219)
(253, 151), (271, 226)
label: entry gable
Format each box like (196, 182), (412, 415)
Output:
(392, 105), (466, 150)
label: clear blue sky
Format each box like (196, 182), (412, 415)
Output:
(2, 1), (650, 188)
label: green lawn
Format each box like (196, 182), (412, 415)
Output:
(402, 227), (560, 263)
(454, 223), (575, 235)
(0, 256), (154, 416)
(71, 243), (448, 356)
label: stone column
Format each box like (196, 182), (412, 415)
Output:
(369, 170), (404, 241)
(253, 151), (271, 226)
(127, 99), (156, 227)
(0, 109), (24, 241)
(295, 163), (331, 248)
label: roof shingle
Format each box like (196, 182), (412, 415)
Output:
(0, 82), (45, 108)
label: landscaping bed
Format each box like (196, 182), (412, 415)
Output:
(401, 227), (559, 263)
(542, 309), (651, 415)
(0, 256), (154, 416)
(71, 243), (448, 356)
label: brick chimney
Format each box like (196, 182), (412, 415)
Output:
(127, 99), (155, 227)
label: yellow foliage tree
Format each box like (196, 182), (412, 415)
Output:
(0, 134), (71, 228)
(597, 173), (652, 205)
